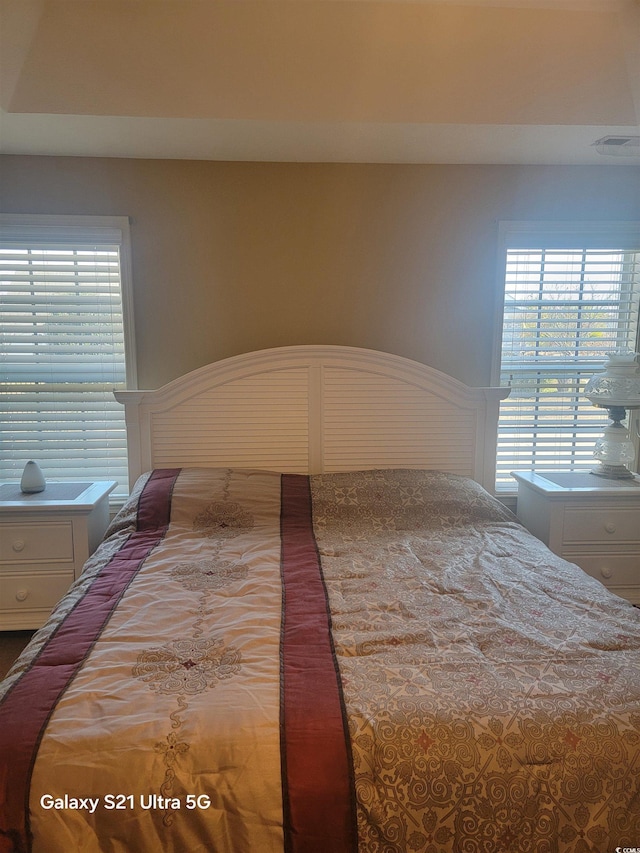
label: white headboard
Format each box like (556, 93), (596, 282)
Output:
(115, 346), (508, 491)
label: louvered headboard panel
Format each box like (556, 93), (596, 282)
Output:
(321, 367), (478, 475)
(115, 346), (508, 492)
(143, 368), (309, 473)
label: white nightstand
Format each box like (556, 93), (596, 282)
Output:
(0, 481), (116, 630)
(512, 470), (640, 605)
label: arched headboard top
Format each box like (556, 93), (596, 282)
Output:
(115, 345), (508, 491)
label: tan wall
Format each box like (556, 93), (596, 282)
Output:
(1, 156), (639, 389)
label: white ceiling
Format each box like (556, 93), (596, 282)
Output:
(1, 0), (639, 165)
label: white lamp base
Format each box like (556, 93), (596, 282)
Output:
(590, 462), (635, 479)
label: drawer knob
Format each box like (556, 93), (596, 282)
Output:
(12, 539), (26, 553)
(15, 588), (29, 602)
(600, 567), (613, 579)
(604, 522), (617, 534)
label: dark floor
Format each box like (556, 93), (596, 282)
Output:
(0, 631), (35, 680)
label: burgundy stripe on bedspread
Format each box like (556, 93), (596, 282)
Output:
(0, 469), (180, 853)
(280, 474), (357, 853)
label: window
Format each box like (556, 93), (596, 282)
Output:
(494, 222), (640, 492)
(0, 215), (136, 501)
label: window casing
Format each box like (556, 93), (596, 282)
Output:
(0, 215), (136, 500)
(493, 222), (640, 493)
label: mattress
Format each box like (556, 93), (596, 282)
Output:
(1, 467), (639, 853)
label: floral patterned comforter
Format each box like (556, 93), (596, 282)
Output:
(1, 468), (639, 853)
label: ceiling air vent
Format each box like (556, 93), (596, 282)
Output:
(593, 135), (640, 157)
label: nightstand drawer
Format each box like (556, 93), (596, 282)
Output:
(563, 507), (640, 544)
(567, 552), (640, 587)
(0, 522), (74, 563)
(0, 572), (74, 612)
(513, 471), (640, 605)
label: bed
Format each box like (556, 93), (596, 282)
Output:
(1, 346), (639, 853)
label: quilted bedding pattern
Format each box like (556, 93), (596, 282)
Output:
(1, 468), (639, 853)
(310, 470), (640, 851)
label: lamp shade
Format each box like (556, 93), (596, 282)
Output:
(584, 351), (640, 408)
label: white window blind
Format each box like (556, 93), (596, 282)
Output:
(495, 223), (640, 492)
(0, 215), (136, 500)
